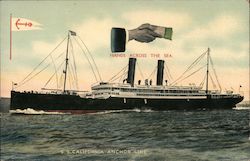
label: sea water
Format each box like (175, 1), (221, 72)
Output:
(1, 108), (250, 161)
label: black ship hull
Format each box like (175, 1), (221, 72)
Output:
(10, 91), (244, 113)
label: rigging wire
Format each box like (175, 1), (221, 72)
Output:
(50, 54), (58, 89)
(171, 51), (207, 85)
(112, 69), (127, 83)
(17, 36), (67, 87)
(73, 37), (98, 82)
(175, 64), (206, 84)
(169, 49), (221, 92)
(77, 36), (102, 81)
(164, 64), (173, 83)
(59, 72), (64, 88)
(147, 66), (157, 79)
(165, 64), (173, 80)
(209, 73), (217, 89)
(119, 67), (128, 83)
(54, 51), (67, 89)
(17, 49), (67, 89)
(15, 63), (51, 88)
(115, 68), (127, 83)
(164, 69), (171, 83)
(136, 62), (145, 80)
(209, 56), (222, 91)
(108, 65), (128, 82)
(69, 61), (77, 88)
(44, 59), (65, 88)
(69, 38), (79, 90)
(68, 65), (73, 90)
(199, 73), (207, 88)
(66, 50), (74, 90)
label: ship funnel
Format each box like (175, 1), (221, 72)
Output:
(127, 58), (136, 87)
(156, 60), (165, 86)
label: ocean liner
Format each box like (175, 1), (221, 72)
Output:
(10, 31), (244, 113)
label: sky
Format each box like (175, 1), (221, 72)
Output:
(0, 0), (249, 100)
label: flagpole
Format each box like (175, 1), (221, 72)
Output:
(10, 13), (12, 60)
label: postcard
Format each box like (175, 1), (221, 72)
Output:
(0, 0), (249, 161)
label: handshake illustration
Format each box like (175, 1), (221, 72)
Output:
(111, 23), (173, 52)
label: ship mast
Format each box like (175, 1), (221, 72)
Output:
(63, 31), (70, 93)
(206, 48), (210, 95)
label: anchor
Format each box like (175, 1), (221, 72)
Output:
(15, 18), (33, 30)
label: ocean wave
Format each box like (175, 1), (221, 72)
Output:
(10, 108), (69, 115)
(234, 106), (250, 110)
(9, 108), (155, 115)
(90, 108), (154, 115)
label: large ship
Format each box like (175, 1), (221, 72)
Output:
(10, 31), (244, 113)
